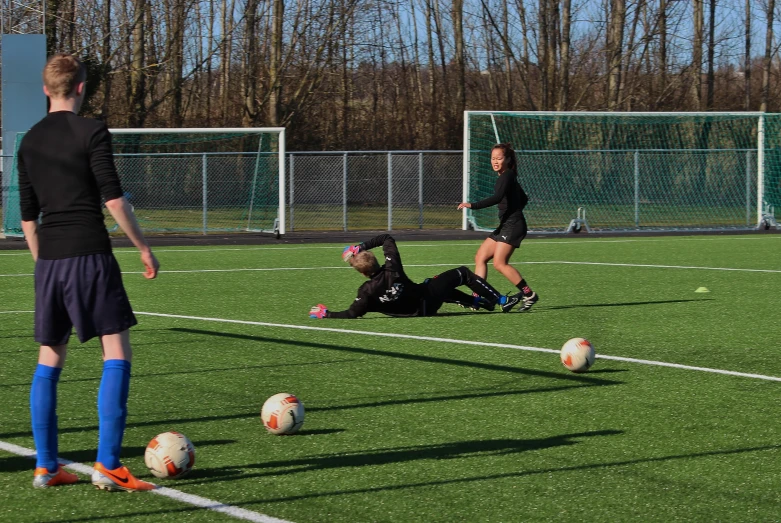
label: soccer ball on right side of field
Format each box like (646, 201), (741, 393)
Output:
(144, 431), (196, 479)
(261, 393), (305, 435)
(560, 338), (596, 373)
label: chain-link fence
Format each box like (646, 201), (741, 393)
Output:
(2, 146), (774, 235)
(287, 151), (463, 231)
(1, 150), (464, 236)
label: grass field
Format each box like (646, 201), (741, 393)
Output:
(0, 234), (780, 522)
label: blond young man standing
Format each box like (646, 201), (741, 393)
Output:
(18, 54), (159, 491)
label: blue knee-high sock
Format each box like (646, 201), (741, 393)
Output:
(30, 364), (62, 473)
(96, 360), (131, 470)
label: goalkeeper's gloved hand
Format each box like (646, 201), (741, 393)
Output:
(309, 304), (328, 319)
(342, 245), (361, 262)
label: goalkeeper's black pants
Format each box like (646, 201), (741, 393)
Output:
(422, 266), (502, 315)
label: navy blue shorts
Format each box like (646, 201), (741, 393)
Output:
(34, 253), (137, 345)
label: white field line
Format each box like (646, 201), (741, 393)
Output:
(2, 260), (781, 278)
(0, 310), (34, 314)
(137, 311), (781, 383)
(0, 234), (779, 256)
(0, 440), (292, 523)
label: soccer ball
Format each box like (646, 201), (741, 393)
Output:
(261, 393), (305, 435)
(560, 337), (596, 373)
(144, 431), (196, 479)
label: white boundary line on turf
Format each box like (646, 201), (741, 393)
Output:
(0, 310), (34, 314)
(0, 234), (779, 256)
(0, 440), (292, 523)
(136, 311), (781, 383)
(2, 260), (781, 278)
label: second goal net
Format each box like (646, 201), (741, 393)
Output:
(463, 111), (772, 233)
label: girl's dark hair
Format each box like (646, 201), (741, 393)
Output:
(492, 143), (517, 170)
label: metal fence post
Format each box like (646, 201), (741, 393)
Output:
(746, 150), (751, 226)
(202, 153), (207, 235)
(634, 150), (640, 228)
(757, 114), (765, 225)
(418, 152), (424, 229)
(343, 153), (348, 232)
(388, 152), (393, 231)
(289, 153), (295, 231)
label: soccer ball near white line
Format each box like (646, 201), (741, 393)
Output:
(560, 337), (596, 373)
(261, 393), (305, 435)
(144, 431), (196, 479)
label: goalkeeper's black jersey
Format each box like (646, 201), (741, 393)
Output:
(327, 234), (425, 318)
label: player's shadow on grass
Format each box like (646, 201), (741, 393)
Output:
(229, 443), (781, 505)
(0, 358), (357, 389)
(307, 383), (599, 413)
(0, 412), (260, 439)
(0, 439), (235, 473)
(170, 328), (623, 387)
(181, 430), (624, 484)
(34, 442), (781, 523)
(541, 298), (712, 312)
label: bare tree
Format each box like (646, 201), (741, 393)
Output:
(452, 0), (465, 141)
(706, 0), (716, 109)
(745, 0), (751, 109)
(606, 0), (626, 109)
(269, 0), (284, 125)
(242, 0), (261, 126)
(167, 0), (186, 125)
(558, 0), (572, 110)
(100, 0), (113, 120)
(128, 0), (146, 126)
(691, 0), (703, 109)
(761, 0), (775, 111)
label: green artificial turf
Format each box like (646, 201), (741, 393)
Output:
(0, 234), (779, 522)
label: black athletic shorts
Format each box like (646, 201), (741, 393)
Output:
(34, 253), (137, 345)
(488, 214), (527, 248)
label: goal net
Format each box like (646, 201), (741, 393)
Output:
(3, 127), (285, 237)
(463, 112), (775, 233)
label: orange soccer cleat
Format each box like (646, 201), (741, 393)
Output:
(33, 466), (79, 488)
(92, 463), (157, 492)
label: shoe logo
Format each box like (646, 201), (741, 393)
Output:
(105, 469), (130, 484)
(501, 235), (507, 240)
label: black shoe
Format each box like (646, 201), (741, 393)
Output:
(455, 297), (495, 312)
(477, 297), (496, 312)
(500, 293), (522, 313)
(518, 292), (539, 312)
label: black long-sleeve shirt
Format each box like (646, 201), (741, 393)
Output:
(327, 234), (425, 318)
(18, 111), (124, 260)
(470, 168), (528, 222)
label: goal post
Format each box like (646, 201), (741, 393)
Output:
(3, 127), (286, 237)
(463, 111), (775, 233)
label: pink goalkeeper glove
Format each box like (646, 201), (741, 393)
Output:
(309, 304), (328, 319)
(342, 245), (361, 262)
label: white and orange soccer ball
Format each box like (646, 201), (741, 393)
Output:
(144, 431), (196, 479)
(560, 337), (596, 373)
(261, 393), (305, 435)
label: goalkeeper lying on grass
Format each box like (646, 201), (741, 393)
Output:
(309, 234), (522, 319)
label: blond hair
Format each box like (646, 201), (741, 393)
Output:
(349, 251), (380, 276)
(43, 54), (87, 98)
